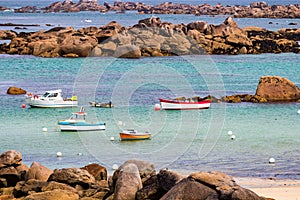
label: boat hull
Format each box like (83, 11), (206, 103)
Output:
(26, 98), (77, 108)
(159, 99), (210, 110)
(119, 133), (151, 140)
(58, 122), (106, 131)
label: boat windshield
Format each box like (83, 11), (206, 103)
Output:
(43, 92), (50, 97)
(43, 92), (58, 98)
(70, 113), (86, 120)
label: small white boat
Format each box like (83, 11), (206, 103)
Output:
(58, 107), (105, 131)
(159, 98), (211, 110)
(119, 129), (151, 141)
(25, 89), (77, 108)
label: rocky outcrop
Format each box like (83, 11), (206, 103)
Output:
(161, 171), (265, 200)
(0, 30), (17, 40)
(255, 76), (300, 101)
(0, 150), (22, 168)
(40, 0), (107, 13)
(1, 16), (300, 58)
(175, 76), (300, 103)
(0, 150), (27, 187)
(80, 163), (107, 181)
(114, 163), (142, 200)
(6, 87), (26, 95)
(25, 162), (53, 181)
(0, 150), (273, 200)
(9, 1), (300, 19)
(47, 168), (96, 188)
(114, 44), (141, 58)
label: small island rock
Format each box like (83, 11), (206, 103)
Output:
(7, 86), (26, 95)
(255, 76), (300, 101)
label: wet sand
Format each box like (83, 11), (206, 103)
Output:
(236, 177), (300, 200)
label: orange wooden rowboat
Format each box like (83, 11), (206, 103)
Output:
(119, 129), (151, 141)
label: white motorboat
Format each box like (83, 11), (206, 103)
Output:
(58, 107), (106, 131)
(25, 89), (77, 108)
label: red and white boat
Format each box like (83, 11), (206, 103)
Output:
(159, 98), (211, 110)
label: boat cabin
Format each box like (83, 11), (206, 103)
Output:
(70, 112), (86, 121)
(42, 89), (62, 98)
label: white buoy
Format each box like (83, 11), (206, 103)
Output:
(42, 127), (48, 132)
(110, 137), (115, 141)
(154, 103), (161, 111)
(230, 135), (236, 140)
(112, 164), (118, 170)
(297, 110), (300, 114)
(269, 157), (275, 164)
(56, 152), (62, 157)
(118, 121), (123, 126)
(227, 131), (233, 136)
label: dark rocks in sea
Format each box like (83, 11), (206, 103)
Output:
(0, 23), (40, 27)
(0, 17), (300, 58)
(0, 150), (270, 200)
(0, 6), (9, 11)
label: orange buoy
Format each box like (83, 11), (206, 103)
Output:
(21, 104), (26, 108)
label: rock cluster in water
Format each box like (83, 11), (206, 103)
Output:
(0, 150), (271, 200)
(0, 17), (300, 58)
(7, 76), (300, 103)
(6, 1), (300, 19)
(178, 76), (300, 103)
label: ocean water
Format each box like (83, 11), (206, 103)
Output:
(0, 0), (300, 179)
(0, 53), (299, 179)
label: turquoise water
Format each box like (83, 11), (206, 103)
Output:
(0, 53), (299, 178)
(1, 0), (300, 177)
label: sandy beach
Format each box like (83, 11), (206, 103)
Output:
(236, 177), (300, 200)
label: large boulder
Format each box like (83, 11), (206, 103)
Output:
(47, 168), (95, 188)
(80, 163), (107, 181)
(25, 162), (53, 181)
(0, 166), (20, 187)
(113, 163), (142, 200)
(23, 189), (79, 200)
(14, 179), (49, 198)
(117, 160), (156, 183)
(157, 169), (184, 192)
(136, 175), (165, 200)
(160, 177), (218, 199)
(161, 171), (266, 200)
(28, 38), (60, 57)
(113, 44), (141, 58)
(255, 76), (300, 101)
(0, 30), (17, 40)
(60, 33), (98, 57)
(0, 150), (22, 168)
(6, 87), (26, 95)
(42, 181), (78, 193)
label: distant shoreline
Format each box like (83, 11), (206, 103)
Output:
(1, 1), (300, 18)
